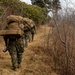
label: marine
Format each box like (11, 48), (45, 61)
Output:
(30, 24), (36, 42)
(2, 15), (25, 71)
(23, 24), (31, 47)
(23, 18), (36, 44)
(3, 36), (24, 70)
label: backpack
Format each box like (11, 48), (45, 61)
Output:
(0, 15), (24, 39)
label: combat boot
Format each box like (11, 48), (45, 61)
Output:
(17, 64), (21, 68)
(12, 66), (17, 71)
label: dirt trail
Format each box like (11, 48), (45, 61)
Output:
(0, 25), (57, 75)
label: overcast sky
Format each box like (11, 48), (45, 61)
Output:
(20, 0), (31, 4)
(20, 0), (75, 9)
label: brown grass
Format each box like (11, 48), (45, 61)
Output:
(48, 21), (75, 75)
(0, 25), (57, 75)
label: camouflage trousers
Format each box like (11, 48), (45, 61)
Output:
(24, 32), (31, 47)
(7, 41), (23, 68)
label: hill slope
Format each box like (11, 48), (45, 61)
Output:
(0, 25), (57, 75)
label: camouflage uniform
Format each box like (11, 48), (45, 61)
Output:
(3, 36), (24, 70)
(23, 25), (31, 47)
(30, 24), (36, 41)
(23, 19), (36, 47)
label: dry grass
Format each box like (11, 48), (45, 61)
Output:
(48, 22), (75, 75)
(0, 25), (57, 75)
